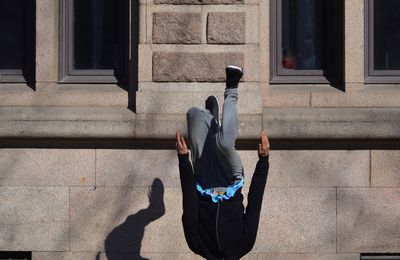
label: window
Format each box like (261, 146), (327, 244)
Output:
(361, 254), (400, 260)
(59, 0), (129, 83)
(0, 251), (31, 260)
(270, 0), (343, 85)
(0, 0), (35, 83)
(366, 0), (400, 83)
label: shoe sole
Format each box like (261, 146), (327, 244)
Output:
(207, 95), (220, 126)
(226, 65), (243, 73)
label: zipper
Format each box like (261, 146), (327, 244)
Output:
(216, 201), (221, 252)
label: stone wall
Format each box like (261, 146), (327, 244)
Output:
(137, 0), (261, 115)
(1, 0), (400, 259)
(1, 149), (399, 259)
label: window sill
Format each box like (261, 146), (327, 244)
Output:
(263, 107), (400, 139)
(0, 107), (400, 144)
(269, 84), (337, 92)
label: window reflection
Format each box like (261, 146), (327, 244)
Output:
(0, 0), (30, 70)
(73, 0), (121, 70)
(281, 0), (324, 70)
(374, 0), (400, 70)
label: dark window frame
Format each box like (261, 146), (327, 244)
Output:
(361, 254), (400, 260)
(59, 0), (129, 84)
(0, 251), (32, 260)
(270, 0), (343, 85)
(0, 0), (35, 83)
(365, 0), (400, 83)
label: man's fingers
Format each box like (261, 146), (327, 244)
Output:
(260, 131), (266, 148)
(176, 134), (185, 152)
(180, 136), (186, 147)
(176, 130), (182, 146)
(263, 135), (268, 148)
(260, 131), (270, 152)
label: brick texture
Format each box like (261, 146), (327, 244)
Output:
(254, 188), (336, 253)
(371, 150), (400, 186)
(0, 187), (69, 251)
(153, 12), (202, 44)
(337, 188), (400, 252)
(0, 149), (95, 186)
(207, 12), (245, 44)
(153, 52), (244, 82)
(268, 150), (370, 187)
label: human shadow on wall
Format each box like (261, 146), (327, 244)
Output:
(101, 178), (165, 260)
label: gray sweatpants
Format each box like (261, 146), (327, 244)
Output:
(186, 88), (244, 189)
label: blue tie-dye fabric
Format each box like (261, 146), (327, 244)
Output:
(196, 178), (244, 203)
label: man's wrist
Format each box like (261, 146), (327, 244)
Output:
(178, 152), (189, 158)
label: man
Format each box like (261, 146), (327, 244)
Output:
(175, 65), (270, 259)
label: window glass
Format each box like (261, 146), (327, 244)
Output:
(73, 0), (121, 70)
(374, 0), (400, 70)
(0, 0), (28, 70)
(281, 0), (324, 70)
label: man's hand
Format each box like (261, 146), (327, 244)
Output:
(176, 130), (188, 155)
(258, 131), (270, 157)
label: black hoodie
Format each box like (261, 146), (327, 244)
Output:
(178, 153), (269, 260)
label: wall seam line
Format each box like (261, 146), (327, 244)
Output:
(369, 150), (372, 187)
(95, 149), (97, 188)
(335, 186), (338, 254)
(68, 186), (71, 252)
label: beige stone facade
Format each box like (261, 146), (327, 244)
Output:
(1, 0), (400, 259)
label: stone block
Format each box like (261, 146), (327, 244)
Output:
(0, 83), (128, 107)
(0, 187), (69, 251)
(311, 90), (400, 108)
(344, 0), (364, 83)
(267, 150), (370, 187)
(139, 5), (147, 43)
(153, 12), (202, 44)
(96, 150), (181, 187)
(97, 150), (263, 188)
(371, 150), (400, 186)
(242, 254), (359, 260)
(245, 5), (259, 44)
(337, 188), (400, 252)
(33, 252), (202, 260)
(0, 149), (95, 186)
(135, 113), (187, 139)
(258, 0), (269, 80)
(154, 0), (243, 5)
(138, 44), (153, 82)
(207, 12), (245, 44)
(37, 83), (128, 107)
(238, 114), (263, 139)
(253, 188), (336, 253)
(263, 90), (311, 107)
(36, 0), (58, 82)
(152, 52), (244, 82)
(262, 107), (400, 139)
(33, 252), (95, 260)
(0, 121), (135, 139)
(70, 187), (189, 252)
(136, 82), (261, 114)
(0, 84), (36, 106)
(150, 44), (258, 81)
(33, 252), (359, 260)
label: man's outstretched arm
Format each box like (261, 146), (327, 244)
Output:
(240, 131), (270, 256)
(176, 131), (201, 254)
